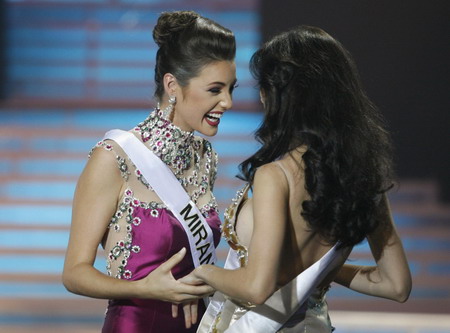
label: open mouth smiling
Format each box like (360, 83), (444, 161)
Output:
(205, 111), (223, 126)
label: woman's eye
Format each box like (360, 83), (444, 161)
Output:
(209, 88), (221, 94)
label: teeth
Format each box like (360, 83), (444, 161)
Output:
(206, 112), (222, 120)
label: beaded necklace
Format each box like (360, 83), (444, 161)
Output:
(134, 108), (216, 204)
(136, 108), (197, 175)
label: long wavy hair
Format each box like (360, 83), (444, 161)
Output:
(240, 26), (394, 248)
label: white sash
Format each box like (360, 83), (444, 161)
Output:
(199, 243), (343, 333)
(103, 129), (217, 268)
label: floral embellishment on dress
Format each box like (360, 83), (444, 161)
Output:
(210, 151), (219, 190)
(107, 238), (135, 279)
(116, 156), (130, 181)
(88, 140), (112, 157)
(123, 270), (132, 279)
(93, 140), (113, 152)
(125, 214), (132, 223)
(132, 216), (141, 226)
(104, 143), (113, 151)
(110, 245), (122, 259)
(109, 214), (121, 231)
(135, 169), (151, 189)
(150, 209), (159, 218)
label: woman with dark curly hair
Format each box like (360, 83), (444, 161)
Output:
(63, 11), (237, 332)
(191, 25), (411, 332)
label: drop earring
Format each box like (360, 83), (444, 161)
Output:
(161, 95), (176, 120)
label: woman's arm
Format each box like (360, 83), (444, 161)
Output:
(334, 195), (412, 302)
(62, 147), (213, 303)
(192, 164), (289, 305)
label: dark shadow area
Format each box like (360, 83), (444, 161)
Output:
(0, 0), (7, 100)
(260, 0), (450, 201)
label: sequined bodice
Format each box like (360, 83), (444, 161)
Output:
(94, 112), (222, 332)
(91, 111), (221, 280)
(104, 188), (221, 280)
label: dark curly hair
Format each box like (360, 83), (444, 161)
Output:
(240, 26), (394, 248)
(152, 11), (236, 99)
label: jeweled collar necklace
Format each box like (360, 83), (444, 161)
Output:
(136, 108), (195, 175)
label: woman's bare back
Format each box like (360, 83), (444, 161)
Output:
(235, 147), (351, 288)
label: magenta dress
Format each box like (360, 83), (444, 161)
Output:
(102, 203), (221, 332)
(93, 113), (222, 332)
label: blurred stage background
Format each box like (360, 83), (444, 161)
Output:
(0, 0), (449, 332)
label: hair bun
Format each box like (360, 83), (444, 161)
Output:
(153, 11), (199, 47)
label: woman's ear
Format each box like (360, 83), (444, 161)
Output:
(163, 73), (178, 97)
(259, 89), (266, 106)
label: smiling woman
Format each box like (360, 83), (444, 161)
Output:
(164, 60), (237, 137)
(62, 10), (236, 333)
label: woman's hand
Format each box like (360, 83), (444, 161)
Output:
(171, 267), (214, 328)
(178, 267), (205, 285)
(136, 248), (214, 303)
(172, 300), (199, 329)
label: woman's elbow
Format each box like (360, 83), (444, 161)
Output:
(246, 293), (269, 306)
(246, 282), (276, 305)
(62, 272), (73, 292)
(389, 275), (412, 303)
(247, 293), (269, 306)
(62, 267), (79, 295)
(393, 281), (412, 303)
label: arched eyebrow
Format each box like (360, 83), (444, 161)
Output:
(207, 78), (238, 87)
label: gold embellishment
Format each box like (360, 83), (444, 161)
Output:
(222, 184), (250, 267)
(221, 184), (256, 309)
(211, 313), (221, 333)
(208, 185), (254, 332)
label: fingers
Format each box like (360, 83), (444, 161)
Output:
(191, 300), (198, 325)
(172, 304), (178, 318)
(178, 272), (203, 285)
(159, 248), (186, 272)
(167, 284), (215, 303)
(183, 302), (192, 329)
(180, 284), (215, 296)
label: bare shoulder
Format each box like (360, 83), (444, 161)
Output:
(254, 163), (289, 193)
(89, 142), (119, 166)
(83, 143), (123, 185)
(255, 162), (286, 178)
(278, 148), (306, 175)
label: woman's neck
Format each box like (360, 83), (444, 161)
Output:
(136, 108), (196, 175)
